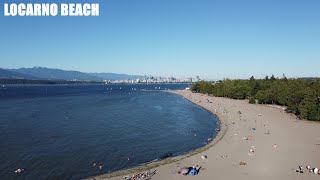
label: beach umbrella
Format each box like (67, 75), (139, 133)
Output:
(189, 169), (198, 176)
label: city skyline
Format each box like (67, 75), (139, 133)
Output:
(1, 0), (320, 80)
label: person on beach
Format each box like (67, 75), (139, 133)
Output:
(248, 148), (255, 155)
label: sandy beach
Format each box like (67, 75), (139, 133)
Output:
(93, 90), (320, 180)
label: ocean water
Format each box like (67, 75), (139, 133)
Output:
(0, 84), (219, 180)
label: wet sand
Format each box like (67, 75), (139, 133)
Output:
(90, 90), (320, 180)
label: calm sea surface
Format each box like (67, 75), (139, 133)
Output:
(0, 84), (219, 180)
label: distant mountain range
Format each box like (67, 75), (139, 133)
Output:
(0, 68), (37, 79)
(0, 67), (144, 81)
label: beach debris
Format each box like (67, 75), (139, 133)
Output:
(201, 155), (208, 160)
(221, 155), (227, 158)
(258, 114), (262, 116)
(251, 128), (256, 131)
(239, 162), (247, 166)
(15, 168), (25, 174)
(215, 128), (220, 132)
(234, 133), (239, 136)
(237, 111), (242, 114)
(93, 162), (97, 167)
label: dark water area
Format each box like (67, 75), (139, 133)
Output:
(0, 83), (189, 99)
(0, 84), (219, 180)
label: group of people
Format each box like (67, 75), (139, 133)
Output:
(294, 165), (320, 175)
(124, 170), (156, 180)
(178, 165), (202, 176)
(92, 162), (103, 171)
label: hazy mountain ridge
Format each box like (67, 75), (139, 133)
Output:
(0, 68), (37, 79)
(0, 67), (143, 81)
(10, 67), (102, 81)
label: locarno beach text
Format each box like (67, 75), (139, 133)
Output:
(3, 3), (99, 16)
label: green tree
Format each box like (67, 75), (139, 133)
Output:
(299, 89), (320, 120)
(190, 77), (320, 121)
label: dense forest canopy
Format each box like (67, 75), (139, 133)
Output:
(191, 76), (320, 121)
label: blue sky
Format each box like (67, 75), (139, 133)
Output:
(1, 0), (320, 79)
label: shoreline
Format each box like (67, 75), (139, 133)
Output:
(86, 90), (227, 179)
(90, 90), (320, 180)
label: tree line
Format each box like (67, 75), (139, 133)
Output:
(191, 75), (320, 121)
